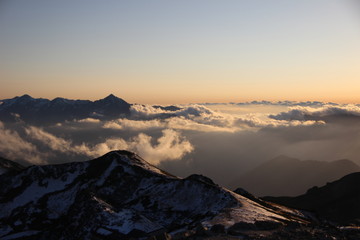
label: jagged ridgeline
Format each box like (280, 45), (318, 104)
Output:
(0, 151), (312, 240)
(0, 94), (131, 124)
(1, 151), (360, 240)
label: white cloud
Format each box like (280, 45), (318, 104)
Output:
(103, 104), (324, 133)
(24, 126), (193, 165)
(25, 126), (75, 153)
(270, 105), (360, 121)
(0, 122), (45, 164)
(230, 100), (333, 107)
(77, 118), (101, 123)
(125, 129), (193, 165)
(103, 117), (236, 132)
(103, 119), (163, 130)
(90, 129), (194, 164)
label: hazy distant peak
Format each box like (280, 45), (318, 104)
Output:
(15, 94), (35, 102)
(52, 97), (67, 102)
(18, 94), (32, 99)
(230, 156), (360, 196)
(268, 155), (299, 164)
(331, 158), (359, 167)
(265, 171), (360, 224)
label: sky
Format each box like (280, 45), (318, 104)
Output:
(1, 0), (360, 104)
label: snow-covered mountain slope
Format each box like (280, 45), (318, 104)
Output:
(0, 150), (312, 239)
(0, 94), (130, 124)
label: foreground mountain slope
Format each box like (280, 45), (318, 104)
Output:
(264, 172), (360, 224)
(229, 155), (360, 196)
(0, 94), (130, 124)
(0, 151), (310, 240)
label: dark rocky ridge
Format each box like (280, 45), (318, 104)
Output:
(229, 155), (360, 196)
(264, 172), (360, 225)
(0, 156), (25, 175)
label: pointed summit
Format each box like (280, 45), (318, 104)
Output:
(97, 94), (128, 104)
(16, 94), (33, 101)
(93, 94), (131, 117)
(19, 94), (32, 99)
(104, 93), (117, 99)
(99, 94), (126, 103)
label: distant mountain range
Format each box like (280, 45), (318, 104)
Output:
(0, 94), (131, 124)
(229, 155), (360, 197)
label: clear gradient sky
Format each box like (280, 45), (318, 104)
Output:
(1, 0), (360, 104)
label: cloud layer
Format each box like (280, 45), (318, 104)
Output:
(270, 105), (360, 121)
(1, 123), (193, 166)
(2, 102), (360, 188)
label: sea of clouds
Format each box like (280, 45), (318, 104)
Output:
(2, 101), (360, 186)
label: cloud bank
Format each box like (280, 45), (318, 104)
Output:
(270, 105), (360, 121)
(1, 102), (360, 188)
(1, 124), (193, 166)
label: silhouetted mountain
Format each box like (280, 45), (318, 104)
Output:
(0, 151), (315, 240)
(0, 94), (131, 124)
(0, 156), (25, 175)
(264, 172), (360, 224)
(229, 155), (360, 196)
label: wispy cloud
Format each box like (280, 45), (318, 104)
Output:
(270, 105), (360, 121)
(2, 101), (360, 188)
(0, 122), (45, 164)
(24, 126), (193, 165)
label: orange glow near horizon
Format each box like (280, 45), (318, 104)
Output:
(1, 1), (359, 105)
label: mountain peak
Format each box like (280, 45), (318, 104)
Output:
(96, 94), (129, 105)
(332, 158), (358, 167)
(268, 155), (299, 164)
(16, 94), (33, 101)
(104, 94), (118, 100)
(99, 150), (173, 177)
(19, 94), (32, 99)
